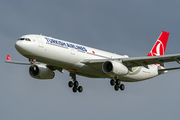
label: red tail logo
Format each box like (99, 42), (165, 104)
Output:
(147, 31), (169, 56)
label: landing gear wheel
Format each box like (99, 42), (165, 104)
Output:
(74, 81), (79, 87)
(73, 87), (77, 93)
(78, 86), (83, 92)
(116, 79), (120, 85)
(110, 79), (115, 86)
(114, 85), (119, 91)
(120, 84), (125, 91)
(68, 81), (73, 88)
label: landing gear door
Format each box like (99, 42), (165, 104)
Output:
(37, 37), (44, 48)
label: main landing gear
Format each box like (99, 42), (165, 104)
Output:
(110, 79), (125, 91)
(68, 73), (83, 93)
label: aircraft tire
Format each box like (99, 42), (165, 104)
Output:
(78, 86), (83, 92)
(114, 85), (119, 91)
(68, 81), (74, 88)
(73, 87), (77, 93)
(110, 79), (115, 86)
(74, 81), (79, 87)
(116, 79), (120, 85)
(120, 84), (125, 91)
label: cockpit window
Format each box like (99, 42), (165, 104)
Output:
(18, 38), (31, 41)
(25, 38), (31, 41)
(18, 38), (24, 40)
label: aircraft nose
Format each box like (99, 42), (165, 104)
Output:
(15, 40), (21, 50)
(15, 41), (26, 54)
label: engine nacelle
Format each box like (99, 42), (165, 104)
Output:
(29, 64), (55, 79)
(102, 61), (128, 76)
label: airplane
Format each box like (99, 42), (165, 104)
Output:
(5, 31), (180, 93)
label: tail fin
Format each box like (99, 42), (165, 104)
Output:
(147, 31), (169, 56)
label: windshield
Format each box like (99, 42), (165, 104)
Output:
(18, 38), (31, 41)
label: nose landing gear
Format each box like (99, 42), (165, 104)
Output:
(29, 59), (36, 64)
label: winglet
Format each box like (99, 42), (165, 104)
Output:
(147, 31), (169, 56)
(7, 55), (12, 61)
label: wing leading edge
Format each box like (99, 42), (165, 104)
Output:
(122, 54), (180, 67)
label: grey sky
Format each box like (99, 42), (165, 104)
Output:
(1, 0), (180, 120)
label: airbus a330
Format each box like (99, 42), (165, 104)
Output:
(6, 31), (180, 92)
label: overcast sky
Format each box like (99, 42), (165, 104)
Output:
(1, 0), (180, 120)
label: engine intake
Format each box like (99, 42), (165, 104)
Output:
(29, 64), (55, 79)
(102, 61), (128, 75)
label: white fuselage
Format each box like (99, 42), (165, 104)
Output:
(15, 34), (160, 82)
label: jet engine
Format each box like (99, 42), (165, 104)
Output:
(102, 61), (128, 76)
(29, 64), (55, 79)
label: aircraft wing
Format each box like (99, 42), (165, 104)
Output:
(5, 55), (32, 65)
(5, 60), (32, 65)
(122, 53), (180, 67)
(81, 53), (180, 70)
(5, 55), (64, 73)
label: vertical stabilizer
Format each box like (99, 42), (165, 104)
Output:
(147, 31), (169, 56)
